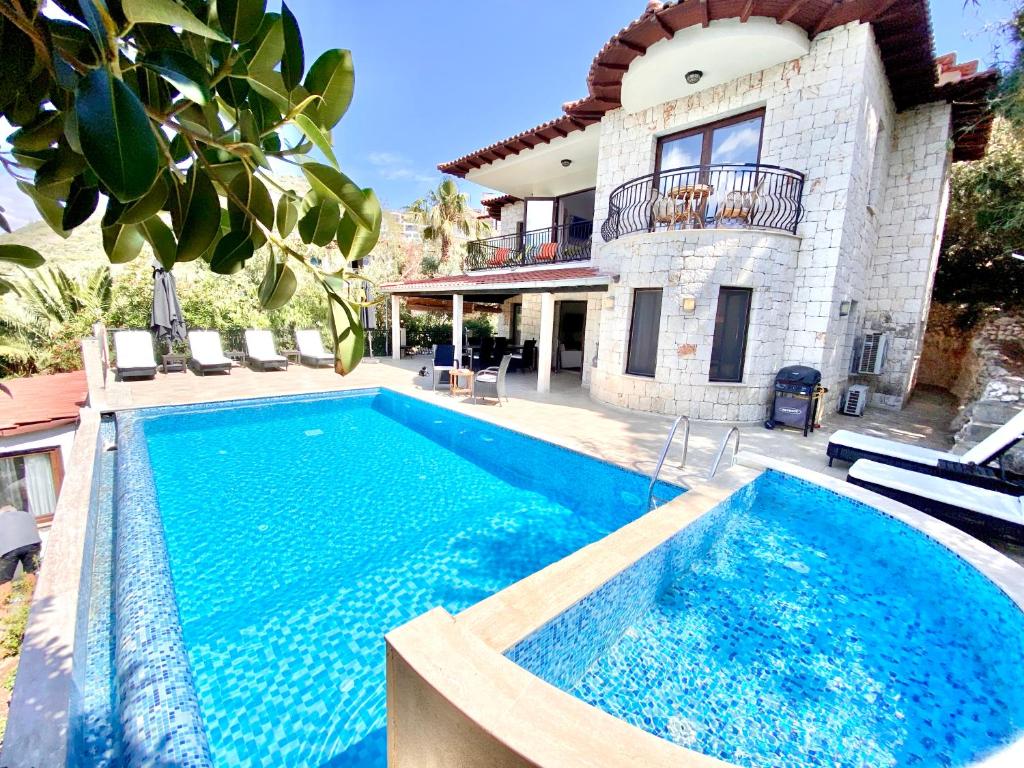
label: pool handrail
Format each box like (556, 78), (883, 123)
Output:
(647, 415), (690, 509)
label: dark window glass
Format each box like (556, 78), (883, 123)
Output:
(709, 287), (752, 382)
(626, 289), (662, 377)
(510, 304), (522, 345)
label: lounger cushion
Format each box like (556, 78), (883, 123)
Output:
(295, 330), (332, 361)
(245, 330), (286, 363)
(961, 408), (1024, 464)
(829, 430), (952, 467)
(849, 460), (1024, 525)
(114, 330), (157, 370)
(477, 373), (497, 383)
(189, 331), (232, 366)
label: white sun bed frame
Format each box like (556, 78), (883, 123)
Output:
(847, 459), (1024, 542)
(113, 330), (158, 380)
(187, 330), (233, 375)
(294, 329), (333, 368)
(244, 330), (288, 371)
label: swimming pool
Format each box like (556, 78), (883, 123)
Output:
(84, 388), (682, 767)
(508, 470), (1024, 767)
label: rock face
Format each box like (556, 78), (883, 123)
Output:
(923, 304), (1024, 469)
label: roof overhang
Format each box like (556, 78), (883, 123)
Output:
(384, 266), (612, 298)
(439, 0), (998, 181)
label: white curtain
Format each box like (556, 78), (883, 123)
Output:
(0, 459), (20, 509)
(23, 454), (57, 518)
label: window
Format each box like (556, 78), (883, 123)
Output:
(0, 448), (63, 523)
(510, 303), (522, 345)
(709, 288), (752, 383)
(626, 289), (663, 377)
(656, 109), (765, 175)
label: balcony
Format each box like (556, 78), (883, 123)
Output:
(600, 163), (804, 241)
(466, 220), (594, 271)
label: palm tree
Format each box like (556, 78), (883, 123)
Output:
(410, 178), (489, 270)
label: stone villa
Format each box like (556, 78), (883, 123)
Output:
(384, 0), (996, 421)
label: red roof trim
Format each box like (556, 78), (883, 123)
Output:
(384, 266), (607, 290)
(438, 0), (996, 179)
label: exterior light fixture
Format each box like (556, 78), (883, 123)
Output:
(685, 69), (703, 85)
(560, 158), (572, 167)
(602, 296), (615, 310)
(680, 295), (697, 314)
(839, 300), (852, 317)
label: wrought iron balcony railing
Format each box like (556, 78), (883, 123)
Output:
(466, 220), (593, 271)
(601, 163), (805, 241)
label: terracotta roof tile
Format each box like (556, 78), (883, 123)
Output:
(0, 371), (87, 437)
(385, 266), (608, 291)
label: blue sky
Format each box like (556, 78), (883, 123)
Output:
(0, 0), (1018, 229)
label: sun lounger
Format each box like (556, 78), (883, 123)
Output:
(188, 330), (233, 375)
(827, 409), (1024, 492)
(113, 330), (158, 380)
(244, 330), (288, 371)
(847, 459), (1024, 542)
(295, 329), (333, 367)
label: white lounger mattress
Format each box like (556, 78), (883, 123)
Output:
(849, 459), (1024, 526)
(829, 430), (954, 467)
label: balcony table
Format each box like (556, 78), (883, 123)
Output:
(659, 184), (712, 229)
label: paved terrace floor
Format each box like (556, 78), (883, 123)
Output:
(96, 354), (1021, 563)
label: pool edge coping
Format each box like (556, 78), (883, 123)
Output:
(385, 456), (1024, 768)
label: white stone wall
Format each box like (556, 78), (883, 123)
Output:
(590, 230), (799, 419)
(497, 202), (525, 237)
(586, 21), (953, 420)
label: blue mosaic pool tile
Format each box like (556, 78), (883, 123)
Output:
(508, 470), (1024, 768)
(113, 412), (213, 768)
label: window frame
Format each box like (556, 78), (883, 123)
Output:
(625, 288), (663, 378)
(0, 445), (64, 525)
(708, 287), (753, 384)
(654, 108), (767, 177)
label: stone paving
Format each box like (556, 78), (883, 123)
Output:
(95, 354), (1021, 563)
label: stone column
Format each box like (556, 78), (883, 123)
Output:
(537, 292), (555, 393)
(390, 294), (402, 360)
(452, 293), (464, 368)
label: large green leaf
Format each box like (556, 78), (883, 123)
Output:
(0, 244), (45, 268)
(258, 253), (297, 310)
(176, 167), (220, 262)
(275, 192), (298, 237)
(102, 223), (146, 264)
(75, 67), (159, 202)
(335, 190), (381, 262)
(227, 171), (274, 248)
(118, 173), (169, 224)
(303, 49), (353, 129)
(139, 51), (213, 105)
(210, 231), (254, 274)
(139, 216), (177, 270)
(34, 143), (87, 199)
(79, 0), (117, 56)
(16, 181), (69, 238)
(293, 114), (337, 167)
(280, 2), (304, 91)
(245, 69), (290, 113)
(62, 176), (99, 230)
(0, 17), (36, 108)
(215, 0), (266, 44)
(9, 111), (64, 152)
(325, 288), (363, 375)
(298, 198), (340, 246)
(301, 163), (377, 230)
(123, 0), (228, 41)
(244, 13), (283, 74)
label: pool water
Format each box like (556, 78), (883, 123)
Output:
(138, 389), (680, 767)
(512, 472), (1024, 768)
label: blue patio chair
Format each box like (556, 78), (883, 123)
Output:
(432, 344), (456, 390)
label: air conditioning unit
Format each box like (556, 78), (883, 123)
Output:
(842, 385), (869, 416)
(857, 332), (888, 375)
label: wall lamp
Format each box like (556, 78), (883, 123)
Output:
(685, 69), (703, 85)
(839, 300), (853, 317)
(560, 158), (572, 168)
(680, 295), (697, 314)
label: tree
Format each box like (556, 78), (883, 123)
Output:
(409, 178), (487, 271)
(0, 0), (380, 374)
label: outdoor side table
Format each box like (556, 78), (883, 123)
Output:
(161, 353), (187, 374)
(226, 350), (246, 366)
(449, 369), (474, 398)
(281, 348), (300, 366)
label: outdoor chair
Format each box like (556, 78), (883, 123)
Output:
(557, 342), (583, 371)
(716, 177), (766, 227)
(474, 354), (512, 405)
(113, 330), (158, 380)
(244, 330), (288, 371)
(187, 330), (233, 375)
(510, 339), (536, 373)
(828, 409), (1024, 493)
(847, 459), (1024, 543)
(295, 329), (334, 367)
(432, 344), (456, 390)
